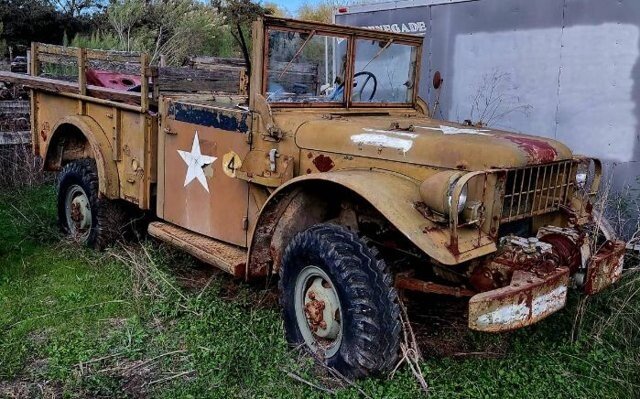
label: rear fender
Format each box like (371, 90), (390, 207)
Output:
(45, 115), (119, 199)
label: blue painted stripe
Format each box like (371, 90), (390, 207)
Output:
(168, 102), (249, 133)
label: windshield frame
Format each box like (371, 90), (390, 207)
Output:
(261, 17), (423, 109)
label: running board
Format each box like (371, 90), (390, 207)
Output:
(148, 222), (246, 278)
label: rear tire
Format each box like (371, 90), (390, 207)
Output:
(57, 159), (127, 249)
(279, 223), (401, 378)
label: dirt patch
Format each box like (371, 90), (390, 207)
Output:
(0, 380), (62, 399)
(171, 258), (280, 309)
(71, 349), (193, 398)
(109, 358), (156, 399)
(106, 318), (129, 330)
(173, 263), (221, 293)
(405, 293), (511, 359)
(27, 329), (50, 347)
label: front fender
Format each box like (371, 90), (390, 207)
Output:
(247, 169), (497, 277)
(45, 115), (120, 199)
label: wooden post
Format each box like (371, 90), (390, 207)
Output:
(155, 55), (165, 102)
(151, 66), (160, 103)
(26, 50), (30, 75)
(77, 47), (87, 96)
(30, 42), (40, 76)
(30, 90), (38, 152)
(140, 53), (149, 113)
(239, 69), (248, 95)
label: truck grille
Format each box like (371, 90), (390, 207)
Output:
(501, 160), (577, 222)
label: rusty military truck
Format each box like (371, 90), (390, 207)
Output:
(4, 16), (626, 377)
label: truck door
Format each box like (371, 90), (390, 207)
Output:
(161, 100), (251, 247)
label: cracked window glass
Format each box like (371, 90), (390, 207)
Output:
(352, 39), (417, 103)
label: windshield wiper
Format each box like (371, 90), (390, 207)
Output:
(360, 38), (393, 72)
(278, 30), (316, 79)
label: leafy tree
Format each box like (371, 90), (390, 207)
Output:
(147, 0), (222, 65)
(50, 0), (106, 17)
(263, 2), (288, 17)
(298, 0), (341, 23)
(211, 0), (271, 76)
(107, 0), (144, 51)
(297, 0), (377, 23)
(70, 30), (121, 50)
(1, 0), (61, 48)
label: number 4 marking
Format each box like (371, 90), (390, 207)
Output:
(222, 151), (242, 178)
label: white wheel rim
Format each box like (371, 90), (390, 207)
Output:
(294, 265), (343, 358)
(65, 184), (92, 242)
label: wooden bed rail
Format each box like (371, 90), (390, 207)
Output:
(10, 42), (256, 108)
(30, 42), (151, 111)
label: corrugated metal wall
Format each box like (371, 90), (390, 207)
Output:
(337, 0), (640, 232)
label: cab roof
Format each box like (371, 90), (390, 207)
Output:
(263, 16), (425, 46)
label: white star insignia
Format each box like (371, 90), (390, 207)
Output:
(419, 125), (492, 135)
(177, 131), (217, 192)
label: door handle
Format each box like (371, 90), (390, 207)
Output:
(163, 127), (177, 135)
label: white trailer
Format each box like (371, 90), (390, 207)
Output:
(336, 0), (640, 234)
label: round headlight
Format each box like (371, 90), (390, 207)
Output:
(447, 180), (468, 215)
(419, 171), (469, 217)
(576, 172), (587, 190)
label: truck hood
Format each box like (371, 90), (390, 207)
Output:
(293, 116), (573, 170)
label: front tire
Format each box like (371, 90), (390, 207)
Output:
(57, 159), (127, 249)
(279, 224), (401, 378)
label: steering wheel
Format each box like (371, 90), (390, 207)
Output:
(332, 71), (378, 102)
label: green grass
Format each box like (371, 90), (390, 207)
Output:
(0, 185), (638, 398)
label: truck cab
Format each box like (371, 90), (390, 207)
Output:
(17, 16), (625, 378)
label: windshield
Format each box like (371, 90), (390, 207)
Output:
(263, 26), (420, 106)
(265, 29), (347, 103)
(352, 39), (418, 104)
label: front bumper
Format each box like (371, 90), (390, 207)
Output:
(468, 240), (626, 332)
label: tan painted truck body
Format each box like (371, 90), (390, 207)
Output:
(6, 16), (625, 334)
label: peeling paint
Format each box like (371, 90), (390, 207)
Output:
(503, 135), (558, 163)
(169, 102), (249, 133)
(362, 128), (419, 138)
(476, 285), (567, 328)
(417, 125), (492, 135)
(351, 133), (414, 153)
(584, 241), (626, 294)
(531, 285), (567, 317)
(312, 154), (335, 172)
(476, 301), (528, 326)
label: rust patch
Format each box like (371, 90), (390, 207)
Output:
(584, 240), (626, 294)
(447, 236), (460, 257)
(396, 275), (475, 297)
(503, 135), (557, 163)
(304, 292), (326, 332)
(539, 233), (582, 274)
(40, 121), (50, 142)
(468, 267), (569, 332)
(585, 201), (593, 214)
(432, 71), (443, 90)
(312, 154), (335, 172)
